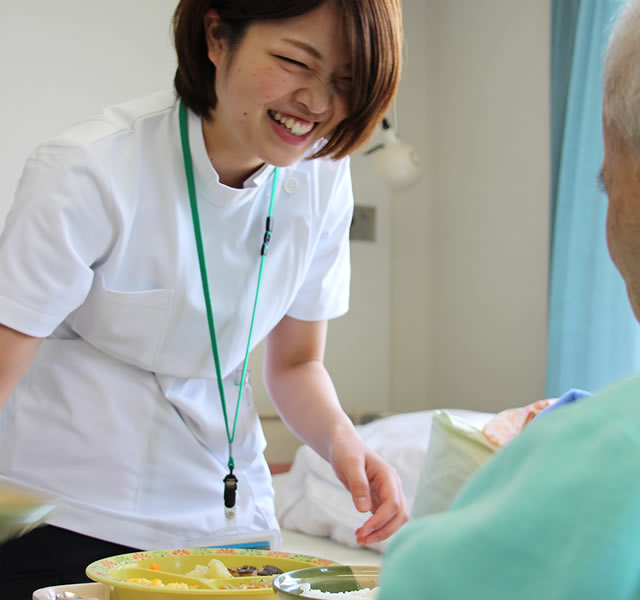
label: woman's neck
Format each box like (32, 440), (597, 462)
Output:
(201, 116), (264, 189)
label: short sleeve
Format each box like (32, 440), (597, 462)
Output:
(285, 157), (353, 321)
(0, 142), (115, 337)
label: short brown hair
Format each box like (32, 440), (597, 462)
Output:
(173, 0), (403, 159)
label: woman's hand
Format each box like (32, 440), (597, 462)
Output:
(329, 429), (408, 545)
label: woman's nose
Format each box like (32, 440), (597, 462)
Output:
(294, 77), (332, 116)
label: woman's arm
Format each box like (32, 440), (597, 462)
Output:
(264, 315), (408, 545)
(0, 323), (42, 409)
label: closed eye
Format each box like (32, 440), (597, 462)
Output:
(275, 55), (308, 69)
(334, 76), (353, 92)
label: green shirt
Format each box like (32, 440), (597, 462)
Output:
(379, 374), (640, 599)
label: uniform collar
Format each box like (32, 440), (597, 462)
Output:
(186, 107), (276, 207)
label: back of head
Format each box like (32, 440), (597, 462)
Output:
(172, 0), (403, 159)
(603, 0), (640, 154)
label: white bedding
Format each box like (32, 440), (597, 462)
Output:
(274, 409), (494, 553)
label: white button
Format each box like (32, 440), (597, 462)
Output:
(284, 177), (299, 195)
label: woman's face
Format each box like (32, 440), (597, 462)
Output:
(203, 2), (352, 186)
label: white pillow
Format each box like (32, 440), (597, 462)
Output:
(274, 409), (493, 552)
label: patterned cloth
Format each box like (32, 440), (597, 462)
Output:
(482, 399), (556, 446)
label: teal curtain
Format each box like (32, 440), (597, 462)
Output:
(546, 0), (640, 397)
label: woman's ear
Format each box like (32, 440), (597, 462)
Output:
(204, 9), (225, 66)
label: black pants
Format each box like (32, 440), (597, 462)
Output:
(0, 525), (139, 600)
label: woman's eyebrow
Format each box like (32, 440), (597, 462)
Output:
(282, 38), (323, 60)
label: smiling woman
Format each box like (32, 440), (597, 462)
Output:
(0, 0), (405, 597)
(173, 0), (403, 162)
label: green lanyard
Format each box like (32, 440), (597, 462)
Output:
(178, 100), (279, 515)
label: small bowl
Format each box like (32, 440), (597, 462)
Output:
(272, 566), (379, 599)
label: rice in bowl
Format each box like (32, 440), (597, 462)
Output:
(299, 583), (379, 599)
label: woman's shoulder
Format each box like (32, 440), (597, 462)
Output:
(27, 91), (177, 161)
(59, 90), (177, 148)
(16, 91), (179, 226)
(23, 91), (178, 193)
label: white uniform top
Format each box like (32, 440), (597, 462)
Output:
(0, 91), (352, 550)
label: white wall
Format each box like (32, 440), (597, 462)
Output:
(390, 0), (551, 413)
(1, 1), (178, 204)
(0, 1), (550, 418)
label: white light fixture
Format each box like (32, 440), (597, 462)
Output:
(366, 118), (422, 192)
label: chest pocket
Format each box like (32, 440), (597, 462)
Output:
(71, 271), (174, 371)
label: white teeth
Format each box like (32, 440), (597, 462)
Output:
(270, 110), (313, 136)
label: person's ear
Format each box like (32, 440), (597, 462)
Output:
(204, 9), (225, 66)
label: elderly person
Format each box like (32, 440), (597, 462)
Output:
(379, 1), (640, 598)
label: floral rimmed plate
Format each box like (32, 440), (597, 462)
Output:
(86, 547), (340, 600)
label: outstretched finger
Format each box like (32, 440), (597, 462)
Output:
(354, 483), (408, 544)
(356, 509), (408, 546)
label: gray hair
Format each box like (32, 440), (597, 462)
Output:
(603, 0), (640, 152)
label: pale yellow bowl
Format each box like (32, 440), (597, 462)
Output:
(86, 547), (340, 600)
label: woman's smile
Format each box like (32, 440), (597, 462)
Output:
(268, 110), (316, 142)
